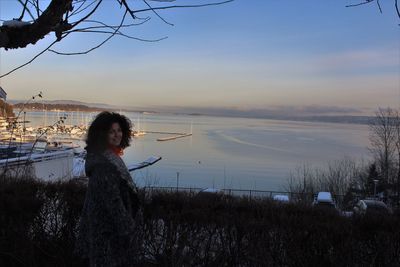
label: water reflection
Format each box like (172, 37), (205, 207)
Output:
(22, 111), (370, 191)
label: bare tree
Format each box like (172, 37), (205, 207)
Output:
(369, 108), (397, 186)
(0, 0), (233, 78)
(286, 158), (364, 207)
(392, 110), (400, 203)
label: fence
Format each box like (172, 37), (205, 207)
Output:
(142, 186), (347, 207)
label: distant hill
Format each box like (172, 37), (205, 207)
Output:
(9, 99), (115, 109)
(9, 99), (375, 125)
(9, 99), (155, 114)
(12, 103), (106, 112)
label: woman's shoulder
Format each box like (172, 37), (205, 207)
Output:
(85, 151), (117, 176)
(85, 151), (108, 165)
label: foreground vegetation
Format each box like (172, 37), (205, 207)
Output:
(1, 176), (399, 267)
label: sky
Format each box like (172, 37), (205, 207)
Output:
(0, 0), (399, 115)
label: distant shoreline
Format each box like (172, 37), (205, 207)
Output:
(12, 102), (374, 126)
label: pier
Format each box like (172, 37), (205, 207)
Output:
(156, 133), (192, 142)
(141, 131), (193, 141)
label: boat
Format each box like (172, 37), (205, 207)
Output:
(0, 141), (74, 181)
(132, 116), (146, 137)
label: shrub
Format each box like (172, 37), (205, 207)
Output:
(1, 177), (399, 266)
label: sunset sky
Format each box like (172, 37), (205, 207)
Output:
(0, 0), (399, 114)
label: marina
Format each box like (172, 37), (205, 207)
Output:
(0, 109), (371, 191)
(0, 108), (168, 181)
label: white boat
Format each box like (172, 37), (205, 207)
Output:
(0, 142), (74, 181)
(133, 116), (146, 137)
(72, 155), (162, 178)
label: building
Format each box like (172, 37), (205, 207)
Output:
(0, 86), (6, 100)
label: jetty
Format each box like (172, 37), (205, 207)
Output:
(156, 133), (192, 142)
(143, 131), (192, 141)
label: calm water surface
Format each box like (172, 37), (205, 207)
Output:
(24, 111), (370, 191)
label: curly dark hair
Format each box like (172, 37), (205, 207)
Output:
(85, 111), (132, 153)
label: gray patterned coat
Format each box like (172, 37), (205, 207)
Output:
(76, 150), (140, 267)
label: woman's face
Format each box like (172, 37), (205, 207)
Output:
(108, 122), (123, 147)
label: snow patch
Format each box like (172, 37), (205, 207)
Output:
(2, 20), (31, 28)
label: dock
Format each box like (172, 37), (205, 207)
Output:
(156, 133), (192, 142)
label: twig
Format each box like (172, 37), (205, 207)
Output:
(82, 18), (151, 28)
(0, 39), (60, 78)
(16, 0), (35, 20)
(71, 0), (103, 27)
(70, 0), (98, 17)
(132, 0), (234, 14)
(376, 0), (382, 13)
(2, 92), (43, 174)
(18, 0), (29, 20)
(65, 29), (167, 42)
(142, 0), (174, 26)
(345, 0), (374, 8)
(121, 0), (136, 20)
(49, 10), (128, 55)
(27, 0), (43, 17)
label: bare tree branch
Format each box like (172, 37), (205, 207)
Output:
(0, 0), (234, 77)
(70, 0), (99, 18)
(142, 0), (174, 26)
(0, 38), (60, 78)
(82, 18), (151, 28)
(132, 0), (234, 14)
(48, 10), (128, 55)
(65, 29), (168, 42)
(16, 0), (36, 21)
(376, 0), (383, 13)
(18, 0), (30, 20)
(70, 0), (103, 27)
(346, 0), (374, 8)
(121, 0), (137, 20)
(0, 0), (73, 49)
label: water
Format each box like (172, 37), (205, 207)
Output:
(22, 110), (371, 191)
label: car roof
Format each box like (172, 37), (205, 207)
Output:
(317, 192), (333, 202)
(200, 188), (222, 193)
(362, 199), (388, 208)
(273, 195), (289, 202)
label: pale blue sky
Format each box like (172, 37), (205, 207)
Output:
(0, 0), (399, 113)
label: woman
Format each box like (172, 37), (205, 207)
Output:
(76, 111), (140, 267)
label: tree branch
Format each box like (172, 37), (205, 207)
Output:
(70, 0), (103, 27)
(0, 39), (61, 78)
(131, 0), (234, 14)
(48, 10), (128, 55)
(65, 29), (167, 42)
(18, 0), (30, 21)
(0, 0), (73, 49)
(0, 0), (234, 77)
(142, 0), (174, 26)
(346, 0), (374, 8)
(16, 0), (36, 20)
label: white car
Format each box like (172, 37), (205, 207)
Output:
(353, 199), (391, 216)
(273, 195), (289, 203)
(313, 192), (339, 213)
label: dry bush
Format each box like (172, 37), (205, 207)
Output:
(1, 177), (399, 266)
